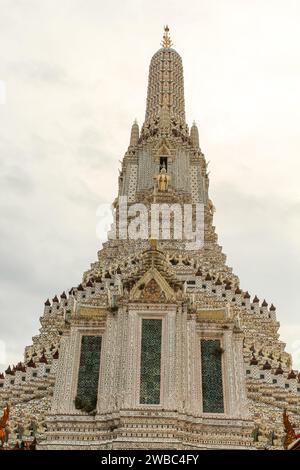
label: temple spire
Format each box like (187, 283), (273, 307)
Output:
(145, 27), (185, 125)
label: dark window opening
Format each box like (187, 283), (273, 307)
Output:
(201, 339), (224, 413)
(159, 157), (168, 172)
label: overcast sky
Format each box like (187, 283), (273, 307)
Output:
(0, 0), (300, 371)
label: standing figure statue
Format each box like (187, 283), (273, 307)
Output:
(30, 419), (38, 438)
(4, 425), (11, 447)
(252, 424), (260, 443)
(268, 430), (275, 447)
(156, 166), (170, 192)
(17, 422), (24, 441)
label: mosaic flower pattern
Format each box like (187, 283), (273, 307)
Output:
(201, 339), (224, 413)
(140, 319), (162, 404)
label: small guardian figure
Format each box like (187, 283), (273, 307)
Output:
(208, 199), (215, 215)
(252, 424), (260, 442)
(4, 425), (10, 447)
(0, 403), (9, 447)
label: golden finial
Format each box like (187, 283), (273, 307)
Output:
(161, 25), (173, 49)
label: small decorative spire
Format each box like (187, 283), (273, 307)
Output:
(161, 25), (172, 49)
(190, 121), (200, 148)
(130, 119), (139, 146)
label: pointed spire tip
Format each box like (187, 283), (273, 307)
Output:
(161, 25), (173, 49)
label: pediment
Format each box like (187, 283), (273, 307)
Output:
(130, 267), (176, 302)
(155, 138), (172, 156)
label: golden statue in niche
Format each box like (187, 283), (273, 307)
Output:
(156, 164), (170, 192)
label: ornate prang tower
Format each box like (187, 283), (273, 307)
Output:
(1, 27), (299, 450)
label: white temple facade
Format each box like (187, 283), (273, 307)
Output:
(1, 27), (299, 450)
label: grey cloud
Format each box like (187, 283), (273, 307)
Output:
(5, 60), (69, 85)
(0, 166), (35, 195)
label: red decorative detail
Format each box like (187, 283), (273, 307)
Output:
(39, 353), (48, 364)
(250, 355), (258, 365)
(275, 364), (284, 375)
(27, 359), (36, 368)
(53, 350), (59, 360)
(5, 366), (14, 375)
(288, 370), (297, 380)
(262, 360), (271, 370)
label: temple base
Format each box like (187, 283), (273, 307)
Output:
(39, 410), (254, 450)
